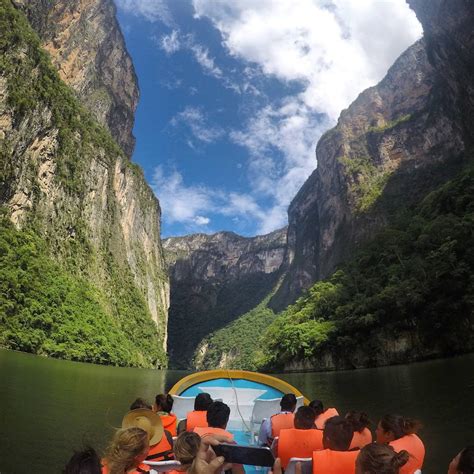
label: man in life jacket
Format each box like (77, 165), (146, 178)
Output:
(277, 405), (324, 469)
(193, 401), (234, 441)
(258, 393), (297, 446)
(178, 392), (213, 434)
(309, 399), (339, 430)
(122, 408), (175, 469)
(312, 416), (359, 474)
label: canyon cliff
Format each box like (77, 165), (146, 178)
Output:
(0, 0), (169, 367)
(163, 228), (286, 368)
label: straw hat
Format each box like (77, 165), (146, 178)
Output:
(122, 409), (164, 446)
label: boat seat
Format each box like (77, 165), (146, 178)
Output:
(250, 398), (282, 444)
(171, 394), (195, 421)
(145, 460), (181, 472)
(286, 457), (312, 474)
(270, 436), (279, 455)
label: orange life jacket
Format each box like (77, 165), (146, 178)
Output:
(158, 413), (177, 436)
(186, 410), (208, 432)
(271, 413), (295, 438)
(145, 430), (174, 462)
(390, 434), (425, 474)
(315, 408), (339, 430)
(193, 426), (234, 441)
(278, 428), (323, 468)
(312, 449), (358, 474)
(349, 427), (372, 450)
(101, 460), (150, 473)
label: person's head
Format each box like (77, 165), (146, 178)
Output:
(294, 406), (317, 430)
(154, 393), (174, 413)
(105, 427), (149, 474)
(376, 415), (422, 443)
(309, 399), (324, 417)
(448, 446), (474, 474)
(356, 443), (409, 474)
(323, 416), (354, 451)
(207, 401), (230, 429)
(174, 431), (201, 469)
(346, 411), (371, 433)
(63, 447), (101, 474)
(280, 393), (297, 412)
(130, 398), (152, 411)
(194, 393), (213, 411)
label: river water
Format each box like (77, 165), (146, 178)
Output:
(0, 349), (473, 473)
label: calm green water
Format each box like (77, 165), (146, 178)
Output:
(0, 349), (473, 473)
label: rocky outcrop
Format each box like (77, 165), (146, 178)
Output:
(164, 228), (287, 368)
(271, 17), (470, 309)
(12, 0), (139, 156)
(0, 0), (168, 366)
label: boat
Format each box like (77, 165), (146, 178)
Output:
(169, 369), (308, 453)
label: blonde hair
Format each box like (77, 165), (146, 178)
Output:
(173, 432), (201, 471)
(105, 427), (149, 474)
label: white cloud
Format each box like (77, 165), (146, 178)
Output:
(192, 0), (422, 233)
(152, 166), (271, 234)
(160, 30), (181, 54)
(189, 43), (223, 79)
(171, 106), (225, 146)
(115, 0), (174, 26)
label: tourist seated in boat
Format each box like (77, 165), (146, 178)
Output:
(309, 399), (339, 430)
(130, 398), (152, 411)
(193, 401), (234, 441)
(448, 446), (474, 474)
(355, 443), (409, 474)
(276, 405), (324, 468)
(177, 392), (213, 434)
(63, 446), (101, 474)
(154, 393), (177, 436)
(122, 409), (174, 466)
(375, 414), (425, 474)
(101, 427), (150, 473)
(312, 415), (360, 474)
(345, 411), (372, 449)
(258, 393), (297, 446)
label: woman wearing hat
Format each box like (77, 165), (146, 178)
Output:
(122, 408), (175, 469)
(102, 427), (150, 473)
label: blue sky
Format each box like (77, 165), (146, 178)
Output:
(114, 0), (421, 238)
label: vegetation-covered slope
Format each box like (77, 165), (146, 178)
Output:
(0, 0), (168, 367)
(257, 163), (474, 370)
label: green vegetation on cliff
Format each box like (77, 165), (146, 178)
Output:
(0, 1), (166, 367)
(257, 162), (474, 370)
(194, 293), (277, 371)
(0, 214), (164, 366)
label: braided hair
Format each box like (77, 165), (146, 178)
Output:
(356, 443), (409, 474)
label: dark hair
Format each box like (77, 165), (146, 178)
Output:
(458, 446), (474, 474)
(130, 398), (152, 411)
(207, 401), (230, 428)
(194, 393), (213, 411)
(309, 399), (324, 417)
(63, 447), (102, 474)
(346, 411), (371, 433)
(356, 443), (409, 474)
(294, 406), (316, 430)
(280, 393), (297, 411)
(379, 415), (422, 440)
(155, 394), (174, 413)
(323, 416), (353, 451)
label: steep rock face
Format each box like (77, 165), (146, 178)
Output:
(0, 1), (168, 366)
(163, 228), (287, 368)
(12, 0), (139, 156)
(271, 31), (468, 310)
